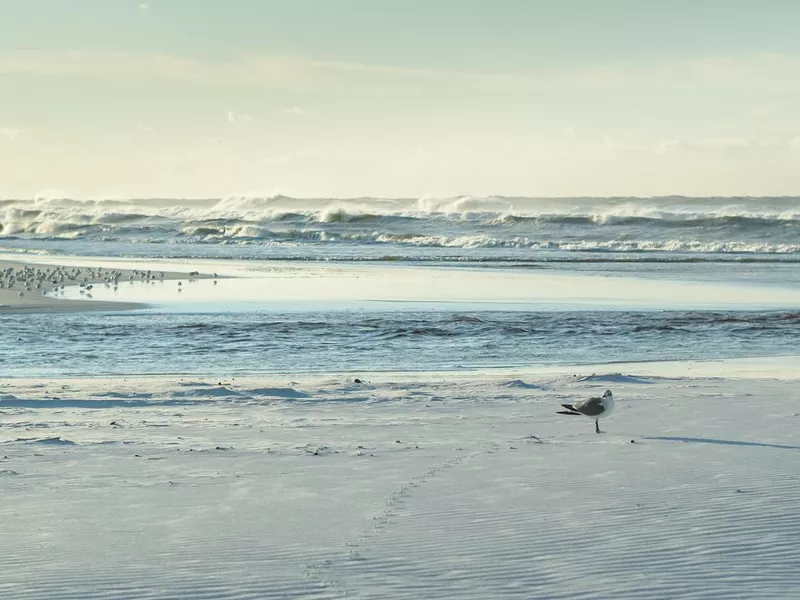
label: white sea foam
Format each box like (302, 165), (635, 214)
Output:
(5, 195), (799, 223)
(1, 195), (799, 260)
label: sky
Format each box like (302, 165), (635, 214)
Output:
(2, 0), (800, 198)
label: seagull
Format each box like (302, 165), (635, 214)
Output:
(557, 390), (614, 434)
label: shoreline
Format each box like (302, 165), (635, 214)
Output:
(3, 355), (799, 384)
(3, 252), (800, 314)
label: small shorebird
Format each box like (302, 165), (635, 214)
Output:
(558, 390), (614, 434)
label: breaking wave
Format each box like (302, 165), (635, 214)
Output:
(2, 195), (799, 259)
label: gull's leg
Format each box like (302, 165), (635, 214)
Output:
(595, 420), (601, 434)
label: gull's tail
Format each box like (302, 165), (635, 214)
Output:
(557, 404), (580, 416)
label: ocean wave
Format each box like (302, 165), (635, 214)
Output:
(5, 194), (800, 219)
(493, 212), (800, 227)
(17, 310), (796, 347)
(2, 196), (800, 256)
(4, 227), (800, 255)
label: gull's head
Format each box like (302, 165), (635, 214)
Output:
(603, 390), (613, 399)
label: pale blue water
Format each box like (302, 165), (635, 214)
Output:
(2, 196), (799, 377)
(3, 309), (800, 378)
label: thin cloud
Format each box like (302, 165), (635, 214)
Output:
(226, 110), (253, 124)
(6, 49), (800, 97)
(282, 106), (307, 116)
(139, 3), (150, 10)
(0, 48), (800, 93)
(696, 137), (760, 150)
(0, 126), (20, 141)
(654, 137), (774, 154)
(0, 49), (532, 93)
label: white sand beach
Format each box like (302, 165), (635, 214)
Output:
(1, 364), (799, 599)
(2, 259), (799, 598)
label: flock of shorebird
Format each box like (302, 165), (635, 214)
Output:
(1, 265), (168, 298)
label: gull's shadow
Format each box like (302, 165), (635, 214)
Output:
(645, 436), (800, 450)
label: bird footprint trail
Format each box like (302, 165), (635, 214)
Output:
(304, 441), (510, 597)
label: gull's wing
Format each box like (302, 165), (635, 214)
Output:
(572, 395), (606, 416)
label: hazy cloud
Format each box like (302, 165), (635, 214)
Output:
(282, 106), (307, 116)
(653, 137), (789, 154)
(3, 49), (800, 97)
(226, 110), (253, 124)
(4, 44), (800, 197)
(0, 50), (455, 92)
(0, 127), (20, 142)
(694, 137), (756, 150)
